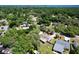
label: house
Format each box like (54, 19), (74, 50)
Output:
(2, 48), (12, 54)
(53, 40), (65, 53)
(65, 36), (70, 42)
(33, 50), (39, 54)
(0, 19), (9, 36)
(0, 26), (9, 31)
(39, 31), (57, 43)
(39, 31), (52, 43)
(53, 40), (70, 54)
(20, 22), (30, 29)
(16, 21), (30, 30)
(0, 19), (9, 31)
(0, 42), (11, 54)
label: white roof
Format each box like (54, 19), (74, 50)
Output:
(54, 42), (64, 53)
(65, 37), (70, 41)
(22, 27), (29, 29)
(33, 50), (39, 54)
(0, 26), (9, 31)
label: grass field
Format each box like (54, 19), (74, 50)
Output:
(38, 42), (53, 54)
(38, 38), (57, 54)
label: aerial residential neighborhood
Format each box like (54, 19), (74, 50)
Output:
(0, 5), (79, 54)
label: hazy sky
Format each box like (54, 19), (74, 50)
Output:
(0, 0), (78, 5)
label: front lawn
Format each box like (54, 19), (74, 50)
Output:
(49, 39), (56, 44)
(38, 42), (53, 54)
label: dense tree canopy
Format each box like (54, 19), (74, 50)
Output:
(0, 27), (40, 54)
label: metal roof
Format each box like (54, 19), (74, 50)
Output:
(53, 40), (70, 53)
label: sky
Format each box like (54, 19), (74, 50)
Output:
(0, 0), (79, 5)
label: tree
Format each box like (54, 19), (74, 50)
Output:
(0, 26), (40, 54)
(0, 28), (17, 47)
(9, 21), (17, 28)
(75, 46), (79, 54)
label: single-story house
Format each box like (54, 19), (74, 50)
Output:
(53, 40), (70, 54)
(39, 32), (52, 43)
(2, 48), (11, 54)
(16, 21), (30, 30)
(0, 26), (9, 31)
(0, 19), (9, 32)
(0, 20), (9, 36)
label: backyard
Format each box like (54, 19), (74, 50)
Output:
(38, 39), (56, 54)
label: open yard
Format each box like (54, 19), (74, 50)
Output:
(49, 39), (56, 44)
(38, 42), (53, 54)
(38, 39), (56, 54)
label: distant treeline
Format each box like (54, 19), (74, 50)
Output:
(0, 7), (79, 37)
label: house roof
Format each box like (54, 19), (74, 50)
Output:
(53, 42), (64, 53)
(65, 37), (70, 41)
(0, 26), (9, 31)
(73, 42), (78, 47)
(2, 48), (11, 54)
(53, 40), (70, 53)
(39, 32), (52, 42)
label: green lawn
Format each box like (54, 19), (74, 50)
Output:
(49, 39), (56, 44)
(0, 30), (4, 32)
(38, 42), (53, 54)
